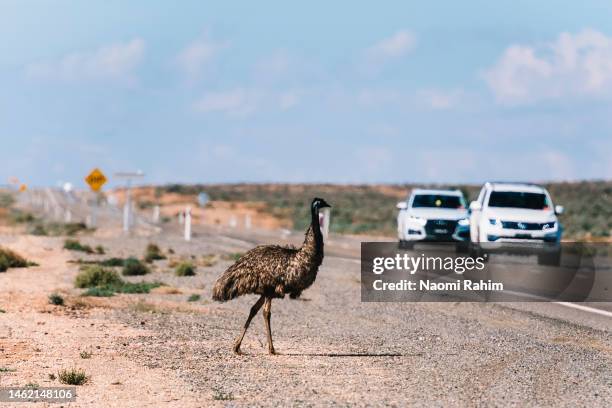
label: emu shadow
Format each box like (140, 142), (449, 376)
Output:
(280, 352), (424, 357)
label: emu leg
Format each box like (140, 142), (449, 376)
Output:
(233, 295), (265, 354)
(263, 297), (275, 355)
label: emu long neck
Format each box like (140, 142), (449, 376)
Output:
(303, 206), (324, 255)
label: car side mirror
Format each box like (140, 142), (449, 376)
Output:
(555, 205), (564, 215)
(469, 201), (482, 211)
(396, 201), (407, 210)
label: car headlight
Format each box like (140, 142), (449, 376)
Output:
(458, 218), (469, 226)
(489, 218), (498, 225)
(542, 222), (556, 230)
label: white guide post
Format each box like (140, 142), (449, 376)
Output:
(152, 205), (160, 223)
(244, 214), (252, 229)
(184, 206), (192, 241)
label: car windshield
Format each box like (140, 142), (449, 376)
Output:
(412, 194), (465, 209)
(488, 191), (549, 210)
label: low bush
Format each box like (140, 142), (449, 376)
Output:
(175, 262), (196, 276)
(144, 243), (165, 263)
(115, 281), (161, 294)
(0, 247), (35, 272)
(83, 287), (115, 297)
(122, 257), (150, 276)
(58, 368), (88, 385)
(75, 266), (122, 288)
(64, 239), (93, 254)
(48, 293), (64, 306)
(187, 294), (201, 302)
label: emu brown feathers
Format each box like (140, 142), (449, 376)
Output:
(212, 197), (330, 354)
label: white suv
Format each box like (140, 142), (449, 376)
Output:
(397, 189), (469, 249)
(469, 182), (564, 265)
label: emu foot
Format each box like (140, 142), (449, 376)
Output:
(268, 347), (276, 355)
(232, 343), (243, 355)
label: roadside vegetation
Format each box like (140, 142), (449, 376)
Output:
(157, 181), (612, 239)
(0, 247), (37, 272)
(144, 243), (166, 263)
(122, 257), (150, 276)
(64, 239), (94, 254)
(48, 293), (64, 306)
(58, 368), (88, 385)
(175, 261), (196, 276)
(75, 265), (161, 297)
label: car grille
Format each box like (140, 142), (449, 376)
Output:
(501, 221), (555, 230)
(424, 219), (458, 237)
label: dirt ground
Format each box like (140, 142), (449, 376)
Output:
(1, 229), (611, 407)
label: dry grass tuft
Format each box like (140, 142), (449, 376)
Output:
(58, 368), (88, 385)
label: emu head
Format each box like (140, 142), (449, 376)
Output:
(311, 197), (331, 211)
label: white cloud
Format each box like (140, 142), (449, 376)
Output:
(25, 39), (145, 82)
(485, 29), (612, 104)
(193, 88), (300, 117)
(362, 30), (416, 73)
(176, 33), (227, 79)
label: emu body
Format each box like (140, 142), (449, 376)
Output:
(212, 197), (330, 354)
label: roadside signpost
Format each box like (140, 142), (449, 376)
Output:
(85, 168), (108, 228)
(85, 168), (107, 192)
(19, 184), (27, 192)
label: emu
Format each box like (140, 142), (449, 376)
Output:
(212, 197), (331, 354)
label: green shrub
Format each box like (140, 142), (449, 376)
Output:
(58, 368), (88, 385)
(114, 281), (161, 294)
(94, 245), (105, 255)
(80, 351), (92, 359)
(175, 262), (196, 277)
(122, 257), (150, 276)
(64, 239), (93, 254)
(99, 257), (125, 267)
(75, 266), (123, 288)
(83, 287), (115, 297)
(144, 243), (165, 263)
(48, 293), (64, 306)
(187, 294), (201, 302)
(0, 247), (34, 271)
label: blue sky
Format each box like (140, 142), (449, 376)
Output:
(1, 0), (612, 188)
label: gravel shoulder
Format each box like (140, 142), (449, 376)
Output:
(1, 231), (611, 407)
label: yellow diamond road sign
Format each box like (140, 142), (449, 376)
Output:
(85, 168), (107, 192)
